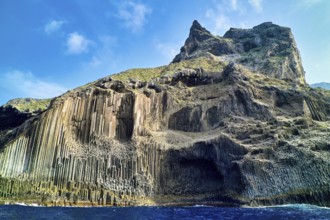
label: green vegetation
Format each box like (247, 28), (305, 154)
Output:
(111, 57), (226, 83)
(314, 87), (330, 96)
(162, 56), (226, 74)
(112, 66), (166, 82)
(268, 55), (287, 63)
(4, 98), (52, 113)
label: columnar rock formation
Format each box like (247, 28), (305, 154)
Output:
(0, 21), (330, 206)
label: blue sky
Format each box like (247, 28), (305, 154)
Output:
(1, 0), (330, 105)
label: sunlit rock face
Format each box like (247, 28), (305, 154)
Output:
(0, 21), (329, 207)
(173, 20), (305, 85)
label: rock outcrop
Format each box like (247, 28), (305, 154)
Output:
(0, 21), (330, 207)
(0, 98), (51, 138)
(173, 20), (305, 85)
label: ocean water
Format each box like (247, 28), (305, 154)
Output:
(0, 204), (329, 220)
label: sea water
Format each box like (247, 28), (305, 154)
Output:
(0, 204), (329, 220)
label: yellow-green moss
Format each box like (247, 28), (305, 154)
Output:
(162, 57), (226, 75)
(4, 98), (52, 113)
(112, 66), (166, 82)
(111, 57), (226, 83)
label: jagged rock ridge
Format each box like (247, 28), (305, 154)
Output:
(173, 20), (305, 84)
(0, 21), (330, 207)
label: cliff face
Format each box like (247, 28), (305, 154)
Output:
(0, 21), (330, 207)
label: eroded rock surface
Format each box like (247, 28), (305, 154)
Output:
(173, 20), (305, 84)
(0, 21), (330, 207)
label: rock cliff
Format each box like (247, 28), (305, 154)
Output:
(0, 21), (330, 207)
(0, 98), (51, 143)
(173, 21), (305, 85)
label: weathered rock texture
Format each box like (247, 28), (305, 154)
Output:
(0, 21), (330, 207)
(173, 21), (305, 85)
(0, 98), (51, 128)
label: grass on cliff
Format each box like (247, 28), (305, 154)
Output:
(314, 87), (330, 98)
(111, 57), (226, 83)
(4, 98), (52, 113)
(162, 56), (225, 74)
(112, 66), (166, 82)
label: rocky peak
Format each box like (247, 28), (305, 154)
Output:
(253, 21), (276, 29)
(172, 21), (215, 63)
(191, 20), (203, 29)
(173, 20), (305, 84)
(189, 20), (212, 41)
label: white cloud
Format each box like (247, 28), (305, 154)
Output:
(0, 70), (67, 99)
(300, 0), (323, 9)
(44, 20), (65, 34)
(217, 0), (244, 13)
(66, 32), (92, 54)
(239, 22), (249, 29)
(117, 2), (152, 32)
(156, 43), (179, 60)
(84, 35), (117, 69)
(248, 0), (263, 13)
(76, 35), (118, 81)
(230, 0), (238, 11)
(205, 9), (231, 35)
